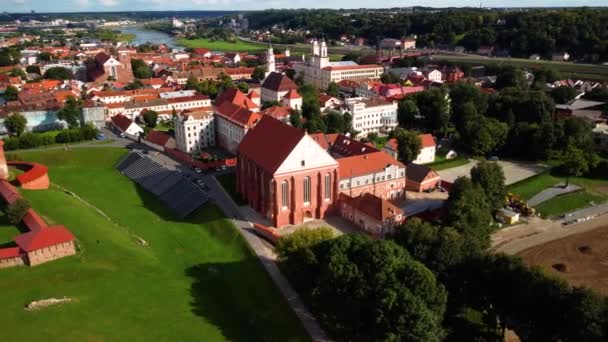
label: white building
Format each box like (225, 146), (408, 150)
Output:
(174, 109), (215, 153)
(345, 97), (398, 137)
(423, 68), (443, 83)
(414, 134), (437, 164)
(294, 40), (383, 89)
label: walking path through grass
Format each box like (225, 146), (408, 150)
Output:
(0, 148), (308, 342)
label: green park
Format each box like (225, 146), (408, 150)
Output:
(0, 148), (308, 341)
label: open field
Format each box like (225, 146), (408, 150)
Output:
(428, 156), (470, 171)
(178, 38), (267, 52)
(519, 225), (608, 296)
(433, 54), (608, 80)
(507, 172), (562, 200)
(535, 191), (606, 217)
(0, 148), (308, 341)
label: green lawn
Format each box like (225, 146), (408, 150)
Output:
(178, 38), (266, 52)
(535, 190), (605, 217)
(0, 148), (308, 341)
(0, 212), (19, 244)
(428, 156), (470, 171)
(216, 173), (247, 206)
(507, 172), (561, 200)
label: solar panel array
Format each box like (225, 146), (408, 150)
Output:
(116, 152), (208, 218)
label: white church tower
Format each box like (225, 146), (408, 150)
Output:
(265, 43), (276, 77)
(319, 39), (329, 69)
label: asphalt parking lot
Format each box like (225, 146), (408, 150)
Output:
(437, 159), (548, 185)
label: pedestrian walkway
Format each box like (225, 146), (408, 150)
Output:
(528, 183), (582, 206)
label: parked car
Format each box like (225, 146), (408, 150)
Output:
(119, 133), (126, 138)
(194, 168), (202, 173)
(142, 150), (149, 154)
(221, 165), (227, 171)
(96, 133), (106, 141)
(488, 156), (499, 161)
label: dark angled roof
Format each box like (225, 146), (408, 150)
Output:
(262, 72), (298, 92)
(238, 116), (305, 175)
(406, 163), (439, 183)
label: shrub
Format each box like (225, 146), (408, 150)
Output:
(4, 152), (24, 161)
(3, 137), (20, 151)
(18, 132), (43, 149)
(7, 198), (30, 225)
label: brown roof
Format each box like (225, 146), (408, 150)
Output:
(262, 106), (291, 120)
(238, 116), (305, 174)
(145, 130), (173, 147)
(261, 72), (298, 92)
(214, 102), (261, 128)
(111, 114), (134, 132)
(339, 193), (403, 221)
(406, 163), (439, 183)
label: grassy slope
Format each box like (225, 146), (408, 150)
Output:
(177, 38), (266, 52)
(535, 190), (605, 217)
(0, 148), (307, 342)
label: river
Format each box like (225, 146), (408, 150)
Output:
(119, 26), (181, 50)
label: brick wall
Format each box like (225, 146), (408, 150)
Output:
(0, 256), (24, 268)
(26, 241), (76, 266)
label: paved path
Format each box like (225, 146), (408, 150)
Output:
(528, 183), (582, 206)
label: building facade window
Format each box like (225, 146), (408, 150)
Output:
(303, 176), (311, 203)
(324, 174), (331, 200)
(281, 180), (289, 208)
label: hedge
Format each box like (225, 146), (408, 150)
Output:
(3, 125), (98, 151)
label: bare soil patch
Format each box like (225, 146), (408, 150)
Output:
(519, 225), (608, 295)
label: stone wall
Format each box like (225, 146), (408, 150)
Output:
(0, 255), (24, 268)
(26, 241), (76, 267)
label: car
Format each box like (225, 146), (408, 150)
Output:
(96, 133), (106, 141)
(194, 168), (202, 173)
(142, 150), (149, 154)
(221, 165), (227, 171)
(215, 167), (221, 172)
(119, 133), (126, 138)
(197, 179), (205, 186)
(487, 156), (499, 161)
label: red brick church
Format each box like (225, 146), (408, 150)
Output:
(237, 116), (406, 228)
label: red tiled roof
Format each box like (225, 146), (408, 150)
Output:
(0, 247), (21, 259)
(283, 89), (301, 99)
(339, 193), (403, 221)
(419, 134), (436, 148)
(338, 151), (404, 178)
(239, 116), (305, 174)
(385, 138), (398, 150)
(262, 105), (291, 120)
(214, 101), (261, 128)
(215, 88), (258, 110)
(14, 226), (74, 252)
(111, 114), (133, 132)
(22, 208), (47, 232)
(261, 72), (298, 92)
(145, 130), (172, 147)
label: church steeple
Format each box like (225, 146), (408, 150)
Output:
(266, 42), (275, 74)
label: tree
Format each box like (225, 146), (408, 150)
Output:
(6, 198), (30, 225)
(380, 72), (401, 84)
(397, 98), (418, 128)
(3, 85), (19, 101)
(461, 114), (508, 156)
(131, 58), (152, 79)
(124, 79), (144, 90)
(326, 81), (339, 97)
(323, 111), (346, 133)
(251, 66), (266, 81)
(390, 128), (422, 163)
(495, 65), (527, 90)
(25, 65), (41, 75)
(560, 145), (590, 187)
(550, 86), (578, 104)
(307, 235), (447, 341)
(289, 109), (302, 128)
(38, 51), (52, 62)
(237, 82), (249, 94)
(8, 68), (26, 79)
(56, 96), (82, 128)
(43, 67), (73, 80)
(276, 227), (334, 279)
(414, 88), (450, 136)
(304, 114), (326, 133)
(444, 177), (493, 251)
(142, 110), (159, 128)
(3, 112), (27, 136)
(470, 161), (506, 212)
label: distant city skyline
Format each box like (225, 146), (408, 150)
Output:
(0, 0), (605, 13)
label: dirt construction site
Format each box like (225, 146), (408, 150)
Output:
(518, 224), (608, 296)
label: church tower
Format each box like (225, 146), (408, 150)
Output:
(318, 39), (330, 69)
(266, 43), (275, 76)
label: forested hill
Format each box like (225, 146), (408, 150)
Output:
(245, 8), (608, 62)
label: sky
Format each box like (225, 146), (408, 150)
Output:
(0, 0), (605, 13)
